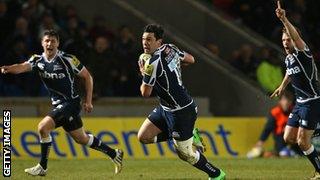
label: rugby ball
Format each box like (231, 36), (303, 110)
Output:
(139, 53), (151, 63)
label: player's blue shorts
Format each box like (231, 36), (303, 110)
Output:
(287, 99), (320, 130)
(48, 98), (83, 132)
(148, 102), (197, 141)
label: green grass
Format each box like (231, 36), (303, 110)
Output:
(11, 158), (313, 179)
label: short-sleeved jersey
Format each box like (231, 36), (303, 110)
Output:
(285, 45), (320, 103)
(27, 50), (84, 105)
(143, 44), (193, 111)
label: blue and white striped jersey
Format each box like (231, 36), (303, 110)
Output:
(285, 45), (320, 103)
(143, 44), (193, 111)
(27, 51), (84, 105)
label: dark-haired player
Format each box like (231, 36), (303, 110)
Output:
(137, 24), (225, 180)
(271, 1), (320, 179)
(1, 29), (123, 176)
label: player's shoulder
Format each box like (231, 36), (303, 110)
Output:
(167, 43), (180, 50)
(59, 51), (81, 65)
(59, 51), (76, 59)
(154, 44), (167, 55)
(28, 54), (42, 62)
(294, 44), (313, 58)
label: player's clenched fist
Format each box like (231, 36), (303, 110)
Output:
(1, 66), (8, 74)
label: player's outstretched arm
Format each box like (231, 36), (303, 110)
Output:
(0, 62), (32, 74)
(181, 53), (195, 66)
(276, 0), (305, 50)
(270, 73), (290, 98)
(78, 67), (93, 113)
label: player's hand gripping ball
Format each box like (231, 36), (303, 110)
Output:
(139, 53), (152, 65)
(138, 53), (152, 75)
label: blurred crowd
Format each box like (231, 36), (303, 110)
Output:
(0, 0), (141, 98)
(2, 0), (319, 97)
(206, 0), (320, 94)
(206, 41), (285, 95)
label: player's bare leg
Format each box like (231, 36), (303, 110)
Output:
(296, 128), (320, 180)
(137, 118), (165, 144)
(138, 118), (205, 152)
(69, 127), (124, 174)
(25, 116), (55, 176)
(283, 125), (298, 144)
(173, 137), (225, 180)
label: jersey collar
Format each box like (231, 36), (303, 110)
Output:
(42, 50), (60, 63)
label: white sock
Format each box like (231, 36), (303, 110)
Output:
(86, 134), (94, 146)
(303, 145), (315, 155)
(40, 135), (52, 143)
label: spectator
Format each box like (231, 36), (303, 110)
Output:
(3, 37), (40, 96)
(231, 44), (258, 79)
(247, 91), (296, 158)
(62, 23), (92, 64)
(87, 36), (117, 97)
(38, 11), (61, 41)
(206, 42), (220, 57)
(89, 15), (115, 43)
(256, 47), (283, 94)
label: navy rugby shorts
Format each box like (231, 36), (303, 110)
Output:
(48, 98), (83, 132)
(287, 99), (320, 130)
(148, 102), (197, 141)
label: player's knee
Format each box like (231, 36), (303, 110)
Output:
(38, 123), (50, 136)
(174, 138), (199, 165)
(283, 134), (296, 144)
(73, 134), (89, 145)
(175, 144), (199, 164)
(137, 131), (153, 144)
(297, 138), (310, 151)
(137, 134), (152, 144)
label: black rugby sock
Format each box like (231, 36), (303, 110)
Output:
(89, 135), (116, 159)
(193, 153), (221, 178)
(304, 145), (320, 172)
(40, 142), (51, 170)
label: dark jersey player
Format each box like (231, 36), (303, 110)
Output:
(137, 24), (226, 180)
(271, 1), (320, 179)
(0, 29), (123, 176)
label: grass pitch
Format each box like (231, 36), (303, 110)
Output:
(12, 158), (312, 179)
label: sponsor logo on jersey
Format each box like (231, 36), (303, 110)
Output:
(164, 47), (171, 55)
(71, 56), (80, 67)
(144, 64), (154, 76)
(40, 71), (66, 79)
(286, 66), (301, 75)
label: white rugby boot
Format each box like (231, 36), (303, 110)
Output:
(24, 163), (47, 176)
